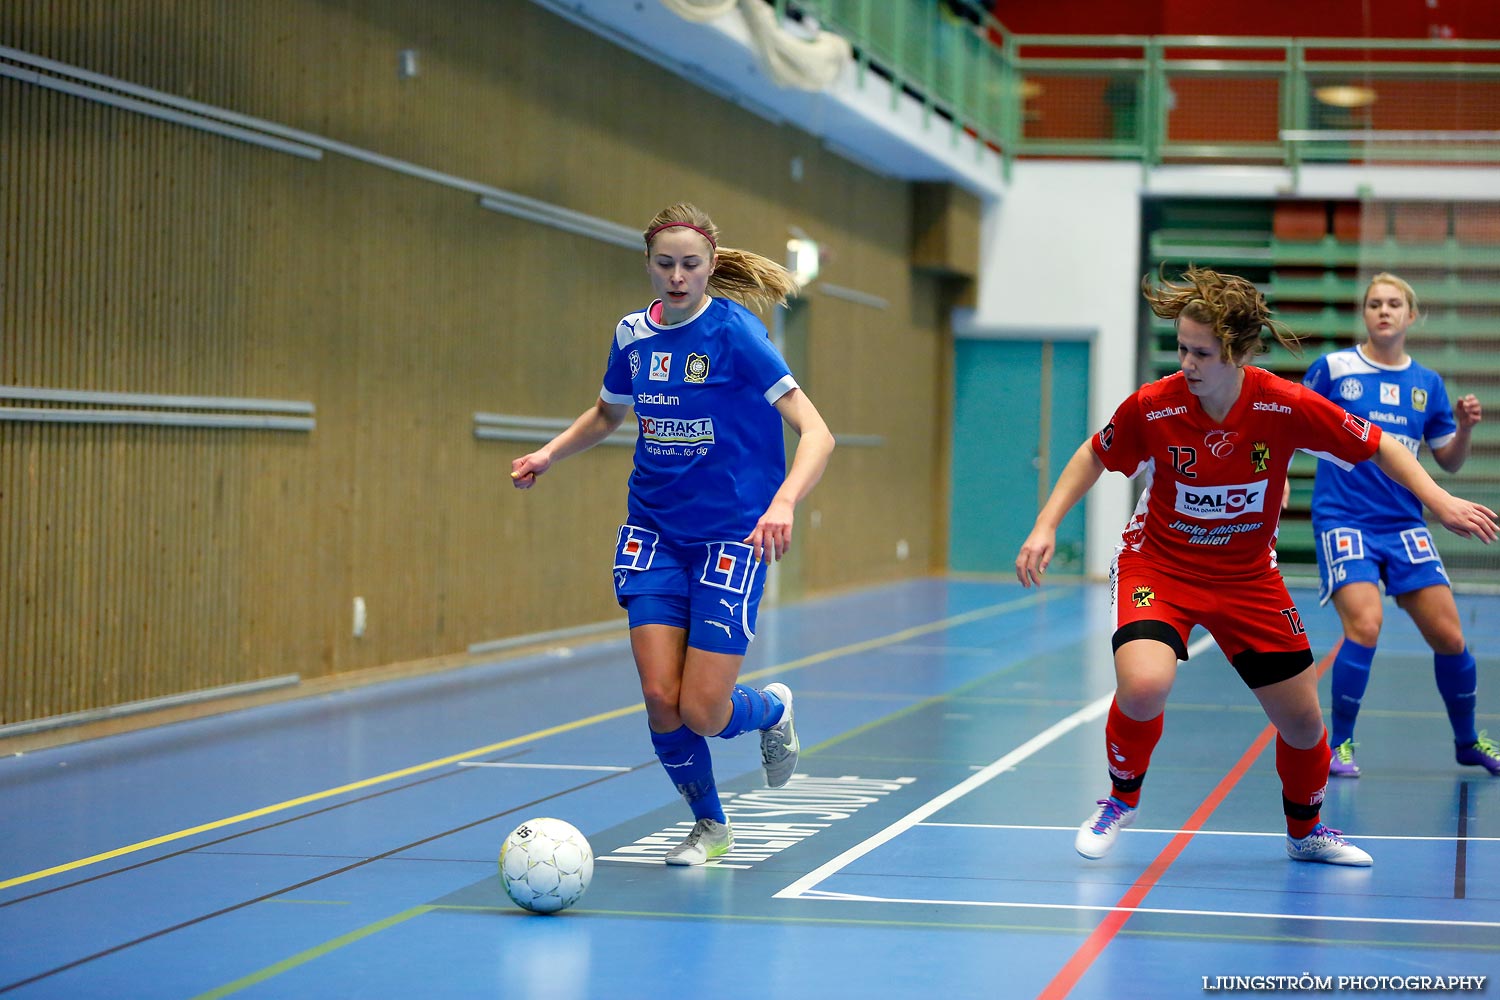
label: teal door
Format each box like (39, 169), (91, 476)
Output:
(950, 337), (1091, 574)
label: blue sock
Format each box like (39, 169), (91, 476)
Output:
(713, 684), (784, 739)
(1434, 648), (1479, 746)
(650, 725), (725, 823)
(1329, 639), (1376, 747)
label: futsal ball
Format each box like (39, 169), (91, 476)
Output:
(499, 817), (594, 914)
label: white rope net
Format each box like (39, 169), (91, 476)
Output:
(659, 0), (851, 91)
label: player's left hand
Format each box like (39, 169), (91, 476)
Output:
(746, 498), (795, 563)
(1433, 494), (1499, 543)
(1455, 394), (1483, 430)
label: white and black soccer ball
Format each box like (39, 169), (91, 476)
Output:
(499, 817), (594, 914)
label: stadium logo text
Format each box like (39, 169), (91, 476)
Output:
(636, 392), (680, 406)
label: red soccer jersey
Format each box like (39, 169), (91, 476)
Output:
(1092, 366), (1382, 577)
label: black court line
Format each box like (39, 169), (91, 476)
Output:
(1454, 781), (1469, 900)
(0, 763), (652, 994)
(0, 749), (531, 909)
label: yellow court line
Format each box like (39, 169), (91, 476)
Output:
(738, 590), (1049, 684)
(188, 905), (435, 1000)
(1, 590), (1053, 892)
(182, 903), (1134, 999)
(0, 704), (639, 891)
(202, 900), (1500, 1000)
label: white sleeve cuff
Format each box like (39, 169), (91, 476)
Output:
(764, 374), (799, 405)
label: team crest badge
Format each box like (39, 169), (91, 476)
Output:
(1131, 586), (1155, 609)
(684, 353), (710, 384)
(1250, 441), (1270, 473)
(629, 351), (641, 379)
(1412, 387), (1427, 412)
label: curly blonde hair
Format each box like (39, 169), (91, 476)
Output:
(1142, 266), (1301, 363)
(643, 203), (799, 312)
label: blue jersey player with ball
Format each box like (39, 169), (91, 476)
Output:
(1304, 272), (1498, 779)
(511, 203), (836, 864)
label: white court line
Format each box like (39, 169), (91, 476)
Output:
(775, 633), (1222, 901)
(773, 630), (1500, 930)
(794, 889), (1500, 930)
(598, 856), (752, 870)
(456, 761), (631, 772)
(918, 822), (1500, 843)
(1183, 632), (1218, 660)
(773, 691), (1113, 898)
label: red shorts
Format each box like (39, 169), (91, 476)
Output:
(1111, 552), (1312, 688)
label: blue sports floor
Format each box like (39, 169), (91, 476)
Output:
(1, 577), (1497, 999)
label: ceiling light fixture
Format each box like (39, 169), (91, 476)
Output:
(1313, 85), (1377, 108)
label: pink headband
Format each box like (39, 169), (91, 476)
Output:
(645, 222), (717, 249)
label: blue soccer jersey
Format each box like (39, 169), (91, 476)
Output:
(600, 296), (797, 545)
(1304, 346), (1458, 531)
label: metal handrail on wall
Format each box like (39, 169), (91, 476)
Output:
(771, 2), (1500, 175)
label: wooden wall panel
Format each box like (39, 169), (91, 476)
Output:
(1, 0), (956, 726)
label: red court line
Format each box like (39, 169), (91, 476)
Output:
(1037, 645), (1340, 1000)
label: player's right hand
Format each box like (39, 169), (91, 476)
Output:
(1436, 495), (1499, 543)
(1015, 526), (1057, 587)
(510, 451), (551, 490)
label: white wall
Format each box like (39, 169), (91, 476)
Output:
(972, 160), (1145, 578)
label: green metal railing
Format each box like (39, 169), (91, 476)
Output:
(788, 0), (1013, 155)
(780, 1), (1500, 175)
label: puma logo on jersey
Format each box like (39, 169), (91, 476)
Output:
(719, 598), (740, 613)
(703, 621), (733, 637)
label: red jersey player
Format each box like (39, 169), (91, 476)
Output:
(1015, 267), (1497, 867)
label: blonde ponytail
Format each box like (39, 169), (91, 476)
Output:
(643, 203), (799, 311)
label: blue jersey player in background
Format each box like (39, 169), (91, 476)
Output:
(1304, 272), (1497, 779)
(510, 203), (836, 864)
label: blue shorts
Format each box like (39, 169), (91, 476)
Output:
(611, 523), (767, 655)
(1314, 522), (1451, 605)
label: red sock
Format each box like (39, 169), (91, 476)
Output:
(1276, 731), (1331, 839)
(1104, 698), (1164, 809)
